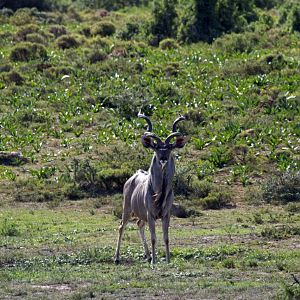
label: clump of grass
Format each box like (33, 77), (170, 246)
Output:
(26, 33), (47, 45)
(244, 186), (264, 205)
(49, 25), (67, 38)
(87, 50), (107, 63)
(261, 225), (300, 240)
(56, 34), (79, 49)
(0, 64), (11, 73)
(88, 36), (110, 49)
(276, 282), (300, 300)
(91, 21), (116, 37)
(15, 24), (40, 41)
(10, 42), (47, 61)
(262, 172), (300, 204)
(70, 159), (131, 195)
(10, 8), (33, 26)
(117, 22), (140, 40)
(213, 32), (261, 53)
(285, 202), (300, 213)
(222, 258), (235, 269)
(199, 191), (233, 210)
(0, 218), (20, 237)
(2, 71), (24, 85)
(159, 38), (178, 50)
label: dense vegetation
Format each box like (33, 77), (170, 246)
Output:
(0, 0), (299, 298)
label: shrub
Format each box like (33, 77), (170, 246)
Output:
(3, 71), (25, 85)
(0, 64), (11, 73)
(26, 33), (47, 44)
(213, 32), (260, 53)
(72, 159), (131, 195)
(0, 8), (14, 17)
(285, 202), (300, 213)
(49, 25), (67, 38)
(262, 172), (300, 204)
(244, 186), (264, 205)
(56, 34), (79, 49)
(178, 0), (257, 43)
(15, 24), (40, 41)
(79, 26), (91, 37)
(91, 22), (116, 37)
(0, 0), (51, 11)
(254, 0), (278, 9)
(199, 191), (232, 209)
(148, 0), (178, 45)
(279, 1), (300, 32)
(10, 42), (47, 61)
(88, 36), (110, 49)
(261, 225), (300, 240)
(0, 218), (20, 237)
(10, 8), (33, 26)
(88, 50), (107, 63)
(159, 38), (178, 50)
(117, 22), (140, 40)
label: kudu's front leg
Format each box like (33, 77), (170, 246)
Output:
(148, 215), (157, 264)
(162, 213), (171, 263)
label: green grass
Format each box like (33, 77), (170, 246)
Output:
(0, 204), (299, 299)
(0, 2), (300, 299)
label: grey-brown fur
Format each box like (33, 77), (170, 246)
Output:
(114, 114), (186, 264)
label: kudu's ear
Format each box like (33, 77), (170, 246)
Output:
(174, 136), (187, 148)
(141, 135), (156, 149)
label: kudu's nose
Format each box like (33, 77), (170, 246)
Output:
(160, 159), (168, 169)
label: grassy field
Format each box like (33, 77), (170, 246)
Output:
(1, 201), (300, 299)
(0, 1), (300, 299)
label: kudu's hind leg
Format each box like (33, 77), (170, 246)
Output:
(148, 216), (157, 264)
(137, 219), (151, 262)
(162, 214), (171, 263)
(114, 209), (130, 264)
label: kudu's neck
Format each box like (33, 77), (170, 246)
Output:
(149, 154), (175, 193)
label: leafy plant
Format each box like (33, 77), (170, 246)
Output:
(10, 42), (47, 61)
(0, 218), (20, 237)
(199, 191), (232, 209)
(262, 172), (300, 204)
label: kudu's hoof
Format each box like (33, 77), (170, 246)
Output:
(114, 258), (120, 265)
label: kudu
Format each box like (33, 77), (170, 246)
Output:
(114, 113), (187, 264)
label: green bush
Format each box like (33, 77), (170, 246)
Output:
(10, 42), (47, 61)
(72, 159), (131, 195)
(91, 22), (116, 37)
(262, 172), (300, 204)
(0, 218), (20, 237)
(159, 38), (178, 50)
(199, 191), (232, 209)
(49, 25), (67, 38)
(73, 0), (150, 11)
(147, 0), (178, 45)
(213, 32), (260, 53)
(178, 0), (257, 43)
(285, 202), (300, 213)
(254, 0), (278, 9)
(261, 225), (300, 240)
(2, 71), (25, 85)
(15, 24), (40, 41)
(87, 50), (107, 63)
(0, 0), (51, 11)
(117, 22), (140, 40)
(0, 8), (14, 17)
(26, 33), (47, 44)
(56, 34), (79, 49)
(279, 1), (300, 32)
(10, 8), (34, 25)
